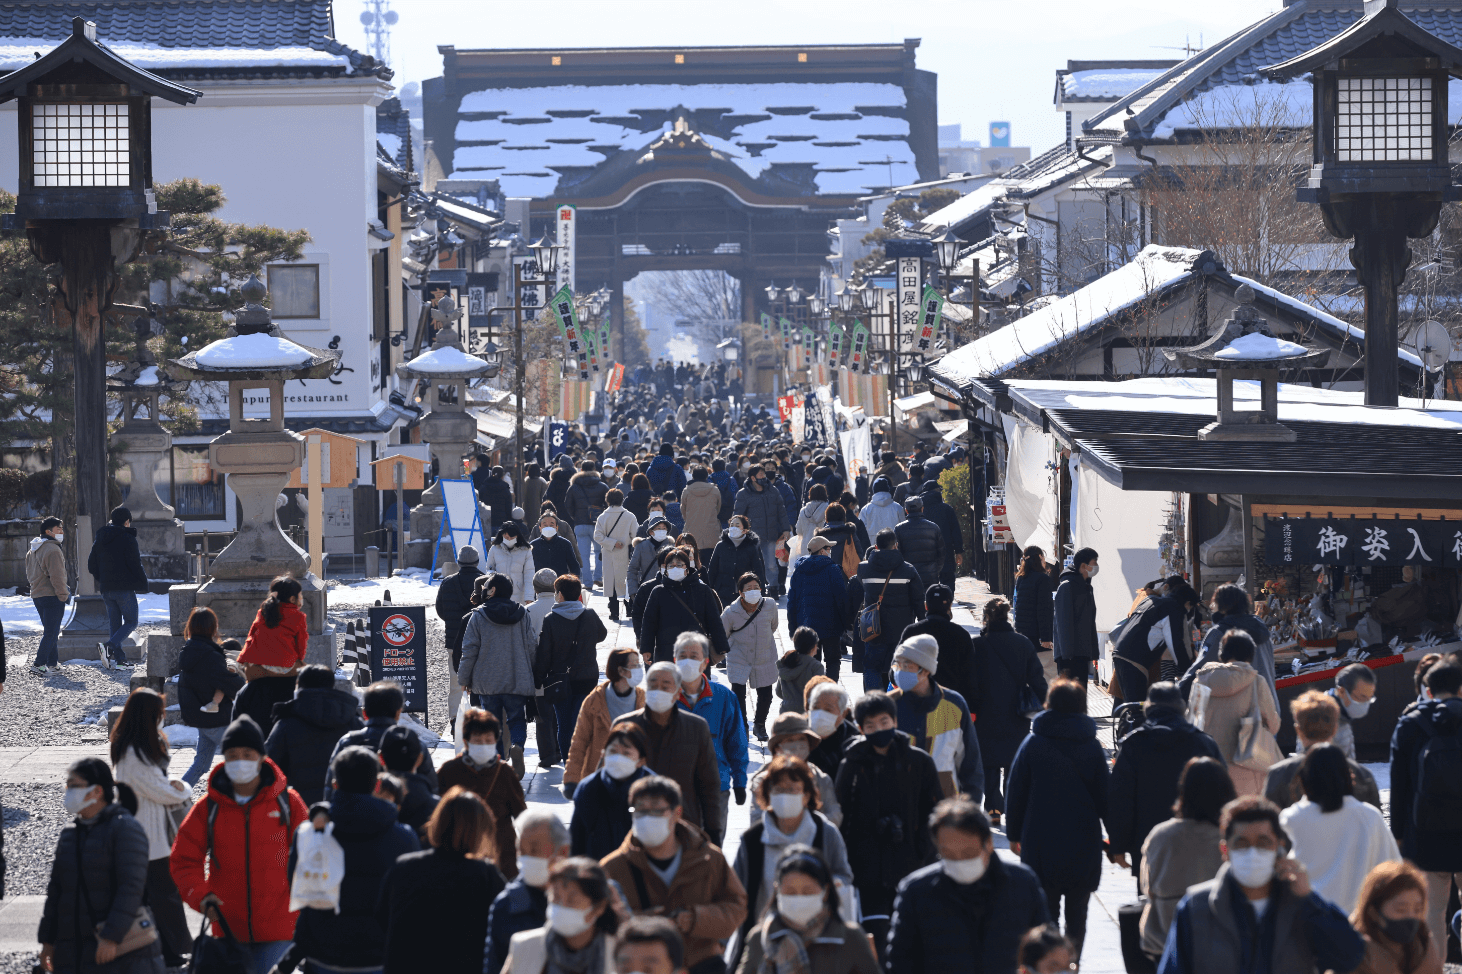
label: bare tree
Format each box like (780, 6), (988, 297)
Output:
(635, 270), (741, 344)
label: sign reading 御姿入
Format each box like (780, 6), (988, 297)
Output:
(1263, 517), (1462, 567)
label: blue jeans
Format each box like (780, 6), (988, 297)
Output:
(474, 693), (528, 754)
(574, 523), (601, 583)
(32, 595), (65, 668)
(183, 724), (226, 786)
(245, 941), (292, 974)
(101, 590), (139, 659)
(551, 684), (593, 759)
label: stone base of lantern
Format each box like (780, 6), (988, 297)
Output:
(407, 502), (459, 574)
(145, 630), (337, 678)
(134, 515), (189, 584)
(192, 571), (328, 634)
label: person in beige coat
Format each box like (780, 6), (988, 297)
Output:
(680, 468), (724, 565)
(1139, 756), (1233, 960)
(592, 489), (639, 613)
(484, 523), (535, 604)
(563, 648), (645, 794)
(26, 516), (68, 674)
(1194, 629), (1280, 795)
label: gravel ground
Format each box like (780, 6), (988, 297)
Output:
(3, 782), (68, 896)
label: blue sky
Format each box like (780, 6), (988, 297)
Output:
(342, 0), (1283, 153)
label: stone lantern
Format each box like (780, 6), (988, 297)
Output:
(108, 311), (189, 582)
(396, 296), (499, 572)
(163, 275), (338, 665)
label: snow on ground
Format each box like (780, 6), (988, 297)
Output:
(329, 569), (441, 608)
(0, 590), (170, 634)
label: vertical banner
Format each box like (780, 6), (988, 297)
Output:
(849, 321), (871, 373)
(896, 256), (922, 351)
(551, 285), (590, 380)
(916, 286), (943, 357)
(800, 325), (815, 370)
(778, 316), (793, 352)
(839, 424), (872, 482)
(547, 419), (569, 459)
(777, 392), (799, 422)
(791, 400), (806, 444)
(514, 255), (545, 321)
(827, 322), (844, 370)
(840, 368), (862, 410)
(370, 606), (429, 715)
(760, 312), (774, 343)
(555, 203), (576, 295)
(559, 379), (592, 420)
(606, 362), (625, 394)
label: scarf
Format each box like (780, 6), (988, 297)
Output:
(760, 911), (830, 974)
(546, 930), (606, 974)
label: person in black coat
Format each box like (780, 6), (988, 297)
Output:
(1013, 547), (1055, 653)
(265, 665), (364, 805)
(569, 724), (653, 860)
(377, 788), (506, 974)
(177, 609), (246, 787)
(543, 467), (572, 518)
(379, 725), (438, 841)
(230, 668), (296, 744)
(1052, 548), (1099, 696)
(636, 551), (730, 664)
(917, 482), (964, 589)
(533, 575), (608, 756)
(813, 506), (863, 574)
(471, 456), (515, 531)
(806, 681), (858, 778)
(325, 682), (441, 800)
(704, 520), (767, 607)
(898, 584), (977, 717)
(893, 496), (945, 595)
(292, 747), (419, 971)
(886, 798), (1050, 974)
(528, 514), (580, 577)
(435, 546), (483, 724)
(848, 529), (925, 691)
(1005, 678), (1110, 963)
(971, 598), (1047, 821)
(1111, 586), (1200, 705)
(621, 473), (654, 526)
(1105, 682), (1222, 874)
(87, 506), (150, 666)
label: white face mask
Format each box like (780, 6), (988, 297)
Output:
(63, 785), (95, 816)
(742, 589), (761, 604)
(941, 854), (987, 885)
(547, 903), (592, 938)
(540, 526), (558, 538)
(652, 530), (668, 542)
(224, 760), (260, 784)
(1343, 696), (1373, 719)
(632, 813), (672, 847)
(675, 658), (703, 683)
(518, 855), (550, 888)
(667, 567), (687, 582)
(1227, 847), (1278, 889)
(1085, 562), (1100, 578)
(645, 689), (677, 713)
(467, 744), (498, 765)
(777, 892), (824, 926)
(501, 537), (516, 548)
(53, 533), (64, 543)
(603, 753), (639, 780)
(769, 793), (806, 820)
(626, 667), (644, 688)
(728, 526), (744, 539)
(807, 710), (840, 737)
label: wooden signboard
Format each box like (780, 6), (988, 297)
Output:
(285, 429), (365, 489)
(370, 454), (428, 491)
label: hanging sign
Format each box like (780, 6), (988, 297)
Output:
(1263, 517), (1462, 567)
(896, 256), (921, 350)
(777, 392), (800, 422)
(555, 203), (576, 295)
(801, 325), (816, 369)
(916, 286), (942, 357)
(760, 312), (774, 343)
(778, 316), (793, 352)
(551, 285), (590, 381)
(828, 322), (845, 370)
(370, 605), (429, 715)
(849, 321), (870, 374)
(605, 362), (625, 394)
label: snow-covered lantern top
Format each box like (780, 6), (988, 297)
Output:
(398, 296), (499, 413)
(0, 17), (200, 225)
(1264, 0), (1462, 202)
(108, 310), (186, 422)
(1164, 285), (1329, 442)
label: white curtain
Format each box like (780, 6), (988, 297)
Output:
(1072, 462), (1170, 637)
(1003, 419), (1060, 555)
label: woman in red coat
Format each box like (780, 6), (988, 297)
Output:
(237, 576), (309, 674)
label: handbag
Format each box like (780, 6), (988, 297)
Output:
(188, 910), (250, 974)
(80, 844), (158, 958)
(164, 790), (192, 846)
(856, 571), (895, 643)
(1233, 678), (1282, 772)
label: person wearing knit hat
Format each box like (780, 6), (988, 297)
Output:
(456, 544), (479, 566)
(221, 713), (266, 755)
(890, 633), (984, 800)
(896, 583), (979, 730)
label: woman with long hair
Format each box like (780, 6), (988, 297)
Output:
(110, 690), (192, 967)
(503, 858), (622, 974)
(1350, 860), (1443, 974)
(176, 607), (243, 787)
(1013, 546), (1055, 666)
(734, 845), (878, 974)
(1138, 757), (1235, 960)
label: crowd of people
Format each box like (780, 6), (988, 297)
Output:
(28, 360), (1462, 974)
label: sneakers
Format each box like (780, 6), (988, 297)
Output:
(99, 643), (115, 670)
(200, 700), (219, 714)
(29, 664), (47, 677)
(509, 744), (526, 780)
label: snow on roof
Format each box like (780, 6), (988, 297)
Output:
(377, 132), (402, 161)
(0, 39), (350, 72)
(195, 333), (313, 369)
(405, 345), (493, 375)
(1234, 273), (1426, 370)
(918, 179), (1012, 230)
(1061, 68), (1172, 101)
(1214, 332), (1309, 360)
(936, 245), (1199, 378)
(133, 366), (160, 386)
(1150, 80), (1312, 140)
(450, 81), (913, 196)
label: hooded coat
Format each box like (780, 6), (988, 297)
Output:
(894, 514), (944, 594)
(1193, 661), (1280, 794)
(458, 598), (537, 696)
(705, 528), (767, 607)
(593, 506), (640, 599)
(264, 687), (365, 805)
(795, 500), (830, 546)
(26, 534), (68, 600)
(680, 480), (723, 551)
(1005, 709), (1110, 893)
(638, 568), (730, 663)
(88, 523), (149, 593)
(626, 517), (673, 597)
(563, 471), (609, 528)
(859, 489), (904, 538)
(484, 540), (535, 603)
(1388, 695), (1462, 871)
(646, 454), (687, 497)
(534, 603), (608, 688)
(775, 651), (825, 714)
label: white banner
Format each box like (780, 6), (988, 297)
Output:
(896, 256), (921, 352)
(555, 203), (576, 295)
(839, 424), (873, 484)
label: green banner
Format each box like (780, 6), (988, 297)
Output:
(778, 316), (792, 351)
(916, 285), (943, 356)
(849, 320), (871, 374)
(549, 285), (590, 380)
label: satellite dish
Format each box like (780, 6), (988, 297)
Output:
(384, 10), (399, 24)
(359, 10), (375, 24)
(1408, 320), (1452, 371)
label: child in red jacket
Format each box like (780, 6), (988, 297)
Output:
(237, 575), (309, 674)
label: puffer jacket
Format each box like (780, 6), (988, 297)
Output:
(1107, 709), (1223, 860)
(177, 637), (245, 728)
(1013, 568), (1055, 646)
(705, 529), (767, 607)
(733, 484), (790, 546)
(170, 758), (311, 944)
(40, 803), (159, 974)
(88, 523), (149, 593)
(894, 514), (944, 593)
(626, 516), (673, 597)
(264, 687), (364, 805)
(848, 548), (925, 668)
(483, 541), (534, 603)
(638, 569), (730, 663)
(680, 480), (723, 549)
(645, 455), (687, 497)
(886, 854), (1049, 974)
(786, 554), (849, 650)
(458, 598), (537, 696)
(435, 566), (483, 655)
(859, 491), (903, 538)
(563, 471), (610, 527)
(795, 500), (830, 545)
(26, 535), (69, 600)
(722, 597), (779, 687)
(775, 652), (825, 714)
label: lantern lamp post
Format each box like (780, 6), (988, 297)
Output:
(1264, 0), (1462, 406)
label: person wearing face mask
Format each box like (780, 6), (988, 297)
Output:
(628, 514), (676, 603)
(570, 725), (654, 860)
(1349, 861), (1444, 974)
(748, 715), (842, 827)
(1051, 548), (1099, 700)
(787, 536), (851, 684)
(834, 691), (943, 959)
(1327, 664), (1377, 761)
(26, 515), (68, 676)
(535, 575), (609, 759)
(531, 514), (582, 579)
(671, 633), (747, 846)
(803, 681), (857, 779)
(706, 516), (767, 610)
(437, 545), (486, 726)
(611, 663), (722, 838)
(487, 525), (537, 605)
(169, 716), (310, 974)
(680, 465), (724, 567)
(1159, 795), (1365, 974)
(885, 799), (1049, 974)
(594, 489), (640, 621)
(1263, 690), (1381, 812)
(485, 810), (573, 974)
(638, 551), (731, 667)
(564, 649), (647, 797)
(722, 572), (778, 741)
(733, 846), (877, 974)
(732, 464), (792, 597)
(460, 574), (538, 777)
(502, 858), (621, 974)
(888, 635), (983, 802)
(436, 710), (528, 880)
(600, 776), (749, 974)
(40, 758), (162, 974)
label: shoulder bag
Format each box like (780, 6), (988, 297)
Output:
(726, 599), (764, 636)
(1233, 678), (1282, 772)
(79, 839), (158, 957)
(856, 570), (895, 642)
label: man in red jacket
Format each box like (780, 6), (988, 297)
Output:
(170, 715), (310, 974)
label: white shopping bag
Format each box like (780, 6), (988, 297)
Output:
(289, 821), (345, 913)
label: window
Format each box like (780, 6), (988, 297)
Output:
(798, 52), (807, 63)
(32, 103), (130, 187)
(372, 251), (388, 341)
(1336, 77), (1433, 162)
(267, 264), (321, 318)
(164, 446), (226, 520)
(551, 55), (561, 66)
(674, 54), (685, 64)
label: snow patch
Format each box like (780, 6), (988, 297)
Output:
(405, 345), (493, 375)
(195, 333), (313, 369)
(133, 366), (160, 386)
(1214, 333), (1309, 360)
(0, 592), (171, 633)
(1061, 68), (1170, 101)
(0, 40), (350, 72)
(377, 132), (402, 160)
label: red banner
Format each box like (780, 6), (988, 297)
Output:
(777, 392), (800, 422)
(605, 362), (625, 394)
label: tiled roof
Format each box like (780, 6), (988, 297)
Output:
(1083, 1), (1462, 142)
(0, 1), (386, 78)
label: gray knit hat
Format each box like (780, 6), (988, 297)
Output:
(893, 633), (939, 675)
(457, 545), (480, 566)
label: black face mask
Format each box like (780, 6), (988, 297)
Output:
(1380, 917), (1421, 945)
(865, 728), (897, 749)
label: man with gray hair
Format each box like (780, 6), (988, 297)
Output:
(672, 632), (748, 845)
(612, 659), (724, 841)
(1328, 663), (1376, 760)
(484, 808), (572, 974)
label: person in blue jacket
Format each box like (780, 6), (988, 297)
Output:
(483, 809), (571, 974)
(786, 535), (850, 681)
(672, 631), (747, 847)
(886, 798), (1049, 974)
(645, 443), (687, 498)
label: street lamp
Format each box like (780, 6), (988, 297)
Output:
(530, 234), (560, 276)
(785, 282), (805, 304)
(807, 295), (824, 317)
(837, 285), (856, 314)
(859, 283), (882, 311)
(1264, 0), (1462, 406)
(932, 228), (962, 275)
(764, 281), (781, 303)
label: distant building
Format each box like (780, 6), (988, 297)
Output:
(1053, 60), (1177, 151)
(937, 123), (1030, 177)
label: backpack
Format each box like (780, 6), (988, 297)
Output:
(1413, 716), (1462, 831)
